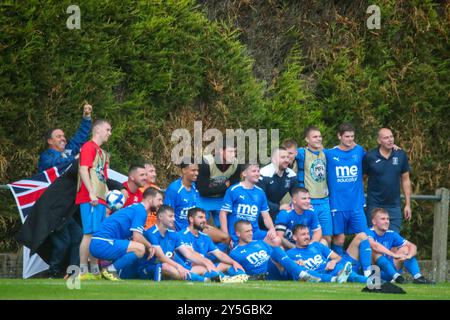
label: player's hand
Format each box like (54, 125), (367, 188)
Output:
(205, 260), (219, 273)
(89, 192), (98, 206)
(267, 228), (277, 240)
(232, 262), (245, 273)
(325, 261), (336, 271)
(83, 103), (92, 118)
(146, 246), (156, 260)
(404, 205), (412, 221)
(392, 144), (402, 151)
(279, 204), (291, 211)
(121, 189), (129, 201)
(176, 265), (190, 280)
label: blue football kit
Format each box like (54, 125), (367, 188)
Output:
(164, 178), (200, 231)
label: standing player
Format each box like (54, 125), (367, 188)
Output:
(229, 220), (320, 282)
(367, 208), (433, 284)
(76, 118), (112, 280)
(275, 187), (322, 249)
(164, 158), (229, 243)
(287, 224), (371, 282)
(257, 147), (297, 222)
(219, 163), (276, 246)
(89, 188), (164, 280)
(295, 126), (333, 246)
(363, 128), (412, 233)
(326, 123), (367, 256)
(196, 139), (242, 228)
(281, 139), (299, 175)
(177, 207), (246, 279)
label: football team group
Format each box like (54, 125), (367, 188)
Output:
(38, 103), (433, 286)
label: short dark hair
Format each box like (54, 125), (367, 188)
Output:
(292, 187), (310, 196)
(234, 220), (251, 232)
(338, 123), (355, 135)
(179, 156), (196, 169)
(157, 205), (174, 218)
(303, 125), (321, 138)
(143, 187), (164, 199)
(44, 128), (59, 142)
(281, 139), (298, 149)
(371, 207), (389, 220)
(187, 207), (206, 220)
(128, 163), (146, 175)
(242, 163), (259, 172)
(292, 224), (309, 235)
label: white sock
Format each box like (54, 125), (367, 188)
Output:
(107, 264), (117, 272)
(413, 273), (422, 279)
(90, 263), (100, 275)
(331, 276), (337, 282)
(393, 273), (401, 280)
(80, 263), (89, 274)
(364, 270), (372, 277)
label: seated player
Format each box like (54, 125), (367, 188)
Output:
(176, 207), (247, 281)
(89, 188), (164, 280)
(220, 163), (276, 247)
(275, 187), (323, 250)
(368, 208), (433, 284)
(229, 220), (322, 282)
(286, 224), (370, 283)
(164, 157), (229, 244)
(132, 205), (218, 282)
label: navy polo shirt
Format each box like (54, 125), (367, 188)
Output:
(363, 148), (410, 207)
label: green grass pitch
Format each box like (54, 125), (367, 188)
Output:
(0, 279), (449, 300)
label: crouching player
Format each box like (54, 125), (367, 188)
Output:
(368, 208), (433, 284)
(229, 220), (322, 282)
(286, 224), (371, 283)
(130, 205), (221, 282)
(89, 188), (164, 280)
(176, 207), (248, 282)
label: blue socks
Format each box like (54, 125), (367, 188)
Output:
(113, 252), (138, 271)
(376, 256), (398, 280)
(186, 272), (206, 282)
(359, 239), (372, 274)
(404, 257), (421, 278)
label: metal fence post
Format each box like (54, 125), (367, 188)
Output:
(431, 188), (449, 282)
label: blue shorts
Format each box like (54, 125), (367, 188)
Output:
(80, 203), (107, 234)
(332, 209), (367, 235)
(311, 198), (332, 236)
(267, 259), (290, 281)
(230, 229), (267, 248)
(89, 237), (129, 261)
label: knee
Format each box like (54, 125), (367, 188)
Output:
(134, 243), (145, 258)
(355, 232), (368, 242)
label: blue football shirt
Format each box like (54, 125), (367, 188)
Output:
(366, 228), (407, 255)
(164, 178), (199, 231)
(142, 224), (185, 265)
(325, 145), (366, 211)
(175, 228), (218, 266)
(275, 209), (321, 244)
(229, 240), (273, 275)
(93, 203), (147, 240)
(221, 183), (270, 238)
(286, 242), (333, 272)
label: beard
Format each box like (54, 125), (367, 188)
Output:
(193, 223), (205, 231)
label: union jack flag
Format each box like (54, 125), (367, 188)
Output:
(7, 163), (72, 223)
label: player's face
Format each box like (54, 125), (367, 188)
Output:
(275, 150), (290, 170)
(305, 130), (323, 150)
(145, 165), (157, 184)
(294, 228), (310, 247)
(285, 146), (298, 165)
(131, 168), (147, 188)
(222, 147), (236, 164)
(48, 129), (67, 152)
(243, 165), (260, 184)
(293, 192), (311, 211)
(161, 211), (175, 229)
(96, 122), (112, 144)
(372, 213), (390, 232)
(377, 129), (394, 150)
(150, 193), (163, 211)
(192, 212), (207, 231)
(183, 164), (199, 182)
(338, 131), (355, 149)
(237, 224), (253, 243)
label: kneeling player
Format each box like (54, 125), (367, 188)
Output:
(132, 205), (221, 282)
(89, 188), (164, 280)
(287, 224), (370, 283)
(229, 220), (321, 282)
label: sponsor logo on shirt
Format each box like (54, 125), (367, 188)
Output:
(393, 157), (399, 165)
(335, 165), (358, 183)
